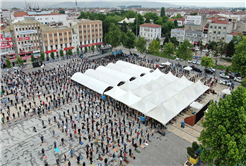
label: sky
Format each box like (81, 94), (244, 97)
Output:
(2, 0), (246, 8)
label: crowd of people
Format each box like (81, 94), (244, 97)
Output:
(0, 54), (214, 165)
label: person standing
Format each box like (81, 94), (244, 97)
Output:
(41, 135), (44, 143)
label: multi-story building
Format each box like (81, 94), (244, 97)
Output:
(171, 29), (185, 43)
(139, 23), (162, 40)
(169, 18), (185, 27)
(185, 29), (205, 46)
(1, 19), (103, 63)
(1, 9), (11, 19)
(207, 17), (234, 43)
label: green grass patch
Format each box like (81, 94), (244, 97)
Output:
(222, 58), (232, 62)
(148, 52), (176, 60)
(212, 65), (227, 70)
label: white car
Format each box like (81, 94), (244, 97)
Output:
(188, 60), (193, 63)
(220, 74), (230, 79)
(219, 80), (231, 86)
(234, 77), (242, 82)
(209, 67), (215, 72)
(192, 60), (197, 64)
(202, 49), (209, 52)
(196, 60), (201, 65)
(176, 58), (180, 61)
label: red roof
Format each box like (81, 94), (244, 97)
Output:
(14, 11), (28, 17)
(29, 12), (61, 16)
(230, 31), (242, 35)
(0, 26), (5, 30)
(209, 17), (229, 24)
(139, 23), (162, 28)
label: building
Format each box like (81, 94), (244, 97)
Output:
(225, 31), (245, 43)
(185, 29), (207, 45)
(207, 17), (234, 43)
(139, 23), (162, 40)
(11, 11), (68, 25)
(171, 29), (185, 43)
(118, 18), (135, 26)
(1, 9), (11, 19)
(169, 18), (185, 27)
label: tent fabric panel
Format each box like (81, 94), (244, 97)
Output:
(104, 86), (127, 99)
(130, 98), (157, 115)
(190, 102), (204, 110)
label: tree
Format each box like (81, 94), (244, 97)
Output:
(232, 37), (246, 76)
(170, 37), (179, 47)
(91, 44), (95, 53)
(125, 10), (136, 19)
(200, 45), (204, 55)
(217, 39), (226, 57)
(60, 50), (64, 57)
(174, 20), (178, 28)
(17, 56), (24, 66)
(59, 10), (65, 14)
(76, 45), (80, 55)
(50, 51), (55, 59)
(226, 40), (235, 57)
(40, 51), (45, 61)
(67, 48), (72, 56)
(163, 36), (169, 46)
(163, 42), (175, 57)
(122, 30), (136, 52)
(121, 21), (128, 33)
(176, 39), (193, 61)
(31, 54), (35, 62)
(5, 58), (11, 68)
(201, 56), (215, 73)
(135, 36), (146, 54)
(148, 39), (161, 54)
(190, 12), (198, 15)
(160, 7), (166, 17)
(84, 46), (88, 53)
(104, 23), (122, 47)
(162, 23), (169, 35)
(145, 16), (150, 23)
(232, 34), (244, 46)
(207, 41), (217, 50)
(198, 86), (246, 166)
(213, 45), (220, 58)
(98, 44), (101, 49)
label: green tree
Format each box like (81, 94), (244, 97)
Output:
(226, 40), (235, 57)
(76, 45), (80, 55)
(122, 30), (136, 52)
(172, 13), (182, 19)
(232, 34), (244, 46)
(50, 51), (55, 59)
(104, 23), (122, 47)
(148, 39), (161, 54)
(59, 10), (65, 14)
(162, 16), (169, 23)
(144, 12), (159, 23)
(102, 16), (121, 38)
(67, 48), (72, 56)
(145, 16), (150, 23)
(176, 39), (193, 61)
(162, 23), (169, 35)
(31, 54), (35, 62)
(174, 20), (178, 28)
(135, 36), (146, 54)
(121, 21), (128, 33)
(200, 45), (204, 55)
(5, 58), (11, 68)
(129, 13), (144, 36)
(232, 37), (246, 76)
(160, 7), (166, 17)
(60, 50), (64, 57)
(163, 36), (169, 46)
(17, 56), (24, 66)
(170, 37), (179, 47)
(166, 21), (175, 31)
(40, 51), (45, 61)
(198, 86), (246, 166)
(201, 56), (215, 73)
(91, 44), (95, 53)
(84, 46), (88, 53)
(207, 41), (218, 50)
(125, 10), (137, 19)
(190, 12), (198, 15)
(154, 17), (163, 25)
(163, 42), (175, 57)
(213, 45), (220, 58)
(98, 44), (101, 49)
(217, 39), (226, 57)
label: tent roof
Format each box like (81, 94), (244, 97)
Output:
(174, 91), (194, 106)
(164, 71), (179, 82)
(184, 66), (193, 71)
(130, 97), (157, 115)
(162, 97), (186, 115)
(141, 72), (158, 83)
(117, 91), (141, 106)
(146, 91), (166, 105)
(71, 72), (112, 94)
(131, 76), (149, 86)
(190, 101), (204, 110)
(162, 61), (171, 66)
(132, 85), (152, 98)
(104, 86), (127, 99)
(121, 68), (144, 77)
(222, 88), (231, 95)
(152, 68), (165, 78)
(154, 75), (172, 86)
(119, 80), (139, 91)
(146, 104), (177, 125)
(96, 66), (133, 81)
(144, 80), (162, 92)
(106, 63), (125, 71)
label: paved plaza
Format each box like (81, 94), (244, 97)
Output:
(0, 55), (235, 166)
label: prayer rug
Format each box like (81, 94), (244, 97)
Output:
(55, 148), (60, 152)
(42, 155), (47, 159)
(135, 149), (140, 153)
(113, 148), (118, 152)
(99, 157), (103, 161)
(80, 142), (84, 145)
(124, 159), (130, 164)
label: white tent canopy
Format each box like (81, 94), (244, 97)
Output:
(104, 86), (127, 99)
(131, 76), (149, 86)
(132, 85), (152, 98)
(71, 72), (112, 94)
(144, 80), (162, 92)
(190, 102), (204, 110)
(119, 80), (139, 91)
(117, 91), (141, 106)
(130, 98), (157, 115)
(153, 75), (172, 86)
(184, 66), (193, 71)
(164, 71), (179, 82)
(152, 68), (165, 78)
(96, 66), (133, 81)
(106, 63), (125, 72)
(222, 88), (231, 95)
(162, 61), (172, 66)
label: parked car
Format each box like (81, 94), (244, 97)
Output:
(234, 77), (242, 82)
(219, 80), (232, 86)
(209, 67), (215, 72)
(133, 53), (139, 57)
(205, 68), (214, 74)
(193, 66), (203, 72)
(188, 59), (193, 63)
(176, 58), (180, 61)
(192, 60), (197, 64)
(227, 73), (235, 79)
(190, 65), (195, 69)
(220, 73), (230, 79)
(196, 60), (201, 65)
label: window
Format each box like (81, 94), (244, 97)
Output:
(16, 28), (18, 31)
(218, 32), (221, 34)
(222, 37), (224, 40)
(45, 18), (48, 20)
(213, 37), (215, 39)
(213, 31), (216, 34)
(223, 27), (226, 29)
(222, 32), (226, 35)
(40, 18), (42, 20)
(59, 33), (62, 36)
(210, 26), (213, 28)
(214, 26), (217, 29)
(218, 26), (221, 29)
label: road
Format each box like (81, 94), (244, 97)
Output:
(115, 45), (241, 87)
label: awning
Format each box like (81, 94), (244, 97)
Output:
(190, 101), (203, 110)
(19, 51), (33, 55)
(79, 45), (86, 48)
(222, 88), (231, 95)
(45, 50), (57, 54)
(64, 47), (74, 51)
(184, 66), (192, 71)
(194, 42), (197, 45)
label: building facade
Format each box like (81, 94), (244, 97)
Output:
(139, 23), (162, 40)
(171, 29), (185, 43)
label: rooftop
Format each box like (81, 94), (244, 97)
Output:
(14, 11), (29, 17)
(139, 23), (162, 28)
(230, 31), (243, 36)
